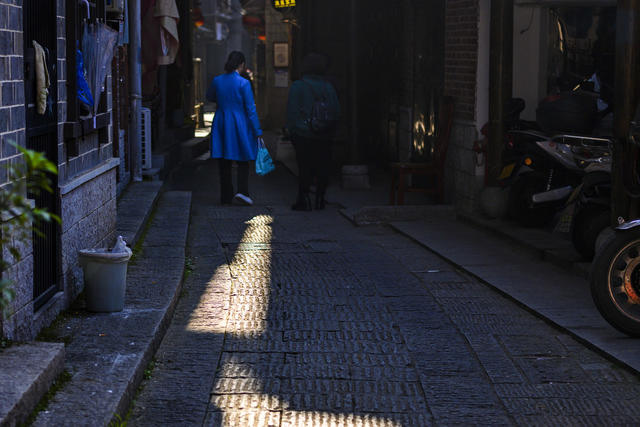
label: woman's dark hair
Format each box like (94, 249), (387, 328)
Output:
(224, 51), (246, 73)
(301, 53), (326, 76)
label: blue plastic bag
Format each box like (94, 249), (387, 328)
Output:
(255, 138), (275, 176)
(76, 48), (93, 107)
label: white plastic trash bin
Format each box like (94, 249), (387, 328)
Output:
(79, 236), (132, 312)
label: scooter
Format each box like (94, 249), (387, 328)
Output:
(590, 125), (640, 336)
(591, 218), (640, 337)
(500, 132), (609, 227)
(499, 74), (613, 227)
(569, 156), (612, 260)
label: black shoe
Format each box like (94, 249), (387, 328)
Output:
(291, 194), (312, 211)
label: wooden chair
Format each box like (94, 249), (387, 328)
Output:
(390, 96), (454, 205)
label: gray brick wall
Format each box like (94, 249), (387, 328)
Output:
(0, 0), (33, 339)
(0, 0), (26, 191)
(60, 168), (117, 304)
(0, 0), (118, 340)
(445, 0), (479, 122)
(55, 0), (118, 325)
(58, 34), (114, 184)
(445, 121), (483, 213)
(443, 1), (483, 214)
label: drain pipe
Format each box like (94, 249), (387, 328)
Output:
(129, 0), (142, 181)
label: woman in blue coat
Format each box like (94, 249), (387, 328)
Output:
(206, 51), (262, 205)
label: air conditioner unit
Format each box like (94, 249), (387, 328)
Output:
(140, 107), (152, 169)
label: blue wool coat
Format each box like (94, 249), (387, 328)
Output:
(206, 72), (262, 161)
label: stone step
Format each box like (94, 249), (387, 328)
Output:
(0, 342), (65, 426)
(180, 135), (209, 162)
(141, 167), (162, 181)
(116, 181), (163, 248)
(0, 182), (166, 426)
(30, 191), (192, 426)
(457, 213), (589, 279)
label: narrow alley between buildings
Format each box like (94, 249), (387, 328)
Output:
(125, 159), (640, 426)
(6, 1), (640, 425)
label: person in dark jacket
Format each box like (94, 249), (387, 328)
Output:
(206, 51), (262, 205)
(286, 53), (340, 210)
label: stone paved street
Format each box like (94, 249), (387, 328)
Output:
(128, 162), (640, 426)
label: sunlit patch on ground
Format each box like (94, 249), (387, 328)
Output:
(206, 214), (403, 426)
(186, 214), (272, 335)
(204, 407), (403, 426)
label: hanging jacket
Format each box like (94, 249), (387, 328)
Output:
(33, 40), (50, 115)
(206, 71), (262, 161)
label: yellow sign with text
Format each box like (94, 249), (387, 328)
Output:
(274, 0), (296, 8)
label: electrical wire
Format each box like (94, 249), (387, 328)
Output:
(520, 7), (534, 35)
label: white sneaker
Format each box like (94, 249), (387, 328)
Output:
(233, 193), (253, 206)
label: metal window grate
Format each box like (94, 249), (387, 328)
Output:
(24, 0), (60, 310)
(27, 132), (59, 311)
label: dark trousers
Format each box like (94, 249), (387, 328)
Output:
(219, 159), (249, 203)
(292, 136), (331, 201)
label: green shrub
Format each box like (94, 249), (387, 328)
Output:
(0, 144), (60, 318)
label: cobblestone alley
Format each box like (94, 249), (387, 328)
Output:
(128, 161), (640, 426)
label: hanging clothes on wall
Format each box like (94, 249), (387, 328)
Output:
(141, 0), (160, 95)
(141, 0), (179, 95)
(154, 0), (180, 65)
(32, 40), (49, 115)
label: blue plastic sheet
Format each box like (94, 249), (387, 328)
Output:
(76, 48), (93, 108)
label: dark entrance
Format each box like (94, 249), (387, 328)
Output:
(23, 0), (60, 310)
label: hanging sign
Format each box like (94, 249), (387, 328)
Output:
(272, 0), (296, 9)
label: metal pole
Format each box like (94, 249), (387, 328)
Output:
(612, 0), (640, 224)
(349, 0), (359, 163)
(487, 0), (513, 186)
(129, 0), (142, 181)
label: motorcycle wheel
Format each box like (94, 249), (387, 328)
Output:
(571, 205), (610, 260)
(591, 228), (640, 337)
(507, 172), (556, 227)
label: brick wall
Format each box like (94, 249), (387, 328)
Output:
(0, 0), (26, 189)
(0, 0), (33, 339)
(60, 168), (117, 307)
(444, 0), (479, 122)
(443, 0), (484, 214)
(0, 0), (119, 340)
(57, 2), (117, 314)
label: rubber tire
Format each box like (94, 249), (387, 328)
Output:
(590, 228), (640, 337)
(571, 205), (611, 260)
(507, 172), (556, 227)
